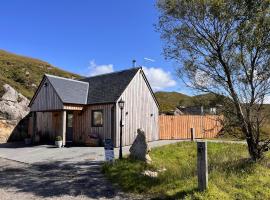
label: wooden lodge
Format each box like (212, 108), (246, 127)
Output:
(28, 68), (159, 147)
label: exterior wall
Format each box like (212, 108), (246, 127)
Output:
(28, 111), (63, 141)
(30, 77), (63, 112)
(115, 70), (159, 147)
(73, 104), (114, 145)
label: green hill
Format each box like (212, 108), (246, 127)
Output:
(155, 91), (225, 113)
(155, 91), (192, 113)
(0, 50), (81, 99)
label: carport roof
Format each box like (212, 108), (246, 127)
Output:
(46, 74), (89, 104)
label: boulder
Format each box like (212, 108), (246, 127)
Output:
(0, 84), (29, 121)
(0, 84), (30, 143)
(129, 129), (152, 164)
(1, 84), (18, 102)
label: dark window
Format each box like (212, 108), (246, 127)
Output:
(92, 110), (103, 127)
(67, 113), (73, 128)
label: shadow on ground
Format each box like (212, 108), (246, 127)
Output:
(0, 158), (129, 199)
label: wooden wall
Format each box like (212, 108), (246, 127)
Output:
(115, 69), (159, 147)
(73, 104), (114, 145)
(30, 77), (63, 112)
(159, 115), (222, 139)
(28, 111), (63, 140)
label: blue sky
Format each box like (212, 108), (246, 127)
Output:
(0, 0), (191, 94)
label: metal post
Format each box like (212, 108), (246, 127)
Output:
(197, 141), (208, 191)
(119, 107), (123, 159)
(191, 128), (195, 141)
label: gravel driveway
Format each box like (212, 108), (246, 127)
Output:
(0, 158), (144, 200)
(0, 140), (181, 199)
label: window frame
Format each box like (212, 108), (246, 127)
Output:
(91, 109), (104, 127)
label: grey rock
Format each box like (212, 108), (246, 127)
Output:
(1, 84), (18, 102)
(0, 84), (29, 121)
(129, 129), (152, 164)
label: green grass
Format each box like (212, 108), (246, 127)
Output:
(103, 142), (270, 199)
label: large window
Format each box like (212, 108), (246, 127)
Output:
(92, 110), (103, 127)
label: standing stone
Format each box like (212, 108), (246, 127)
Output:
(129, 129), (152, 164)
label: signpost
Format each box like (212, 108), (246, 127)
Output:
(104, 139), (114, 162)
(197, 141), (208, 191)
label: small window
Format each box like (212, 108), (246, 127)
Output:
(92, 110), (103, 127)
(67, 113), (73, 127)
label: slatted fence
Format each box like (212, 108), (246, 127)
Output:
(159, 115), (222, 139)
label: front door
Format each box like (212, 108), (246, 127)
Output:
(66, 111), (73, 143)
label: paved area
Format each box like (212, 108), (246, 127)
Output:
(0, 140), (181, 200)
(0, 157), (144, 200)
(0, 140), (181, 164)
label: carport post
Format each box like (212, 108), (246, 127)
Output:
(32, 112), (37, 138)
(62, 111), (66, 146)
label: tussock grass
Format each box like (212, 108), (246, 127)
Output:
(103, 142), (270, 199)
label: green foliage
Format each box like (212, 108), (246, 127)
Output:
(55, 136), (62, 141)
(0, 50), (82, 99)
(103, 142), (270, 199)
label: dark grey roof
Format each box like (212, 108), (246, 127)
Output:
(81, 67), (140, 104)
(46, 74), (89, 104)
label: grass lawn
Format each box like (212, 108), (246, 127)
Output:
(102, 142), (270, 200)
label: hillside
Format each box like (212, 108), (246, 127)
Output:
(0, 50), (81, 99)
(155, 91), (223, 113)
(155, 91), (192, 113)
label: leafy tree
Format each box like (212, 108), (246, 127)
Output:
(157, 0), (270, 161)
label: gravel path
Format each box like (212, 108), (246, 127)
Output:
(0, 158), (143, 200)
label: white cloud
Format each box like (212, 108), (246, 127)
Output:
(142, 66), (176, 91)
(88, 60), (114, 76)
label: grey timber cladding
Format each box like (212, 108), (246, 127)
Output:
(30, 77), (63, 111)
(115, 70), (159, 147)
(46, 74), (89, 104)
(81, 67), (140, 104)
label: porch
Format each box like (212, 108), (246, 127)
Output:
(29, 107), (83, 146)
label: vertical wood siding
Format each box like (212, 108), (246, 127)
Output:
(159, 115), (222, 139)
(28, 112), (63, 140)
(31, 77), (63, 112)
(115, 70), (159, 147)
(73, 104), (114, 145)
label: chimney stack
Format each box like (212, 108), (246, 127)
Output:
(132, 60), (136, 68)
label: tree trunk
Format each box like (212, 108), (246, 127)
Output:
(246, 135), (263, 161)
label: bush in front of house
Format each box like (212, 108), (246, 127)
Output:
(55, 136), (62, 141)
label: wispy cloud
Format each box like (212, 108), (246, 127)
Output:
(88, 60), (114, 76)
(144, 57), (155, 62)
(142, 66), (176, 91)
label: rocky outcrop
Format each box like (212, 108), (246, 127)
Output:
(0, 84), (30, 143)
(0, 84), (29, 121)
(129, 129), (152, 164)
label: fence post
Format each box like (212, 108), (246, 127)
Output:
(197, 141), (208, 191)
(191, 128), (195, 141)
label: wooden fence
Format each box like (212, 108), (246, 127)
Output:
(159, 115), (222, 139)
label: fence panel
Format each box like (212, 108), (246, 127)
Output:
(159, 115), (222, 139)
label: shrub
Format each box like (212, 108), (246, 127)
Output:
(55, 136), (62, 141)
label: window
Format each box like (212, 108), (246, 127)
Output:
(92, 110), (103, 127)
(67, 113), (73, 128)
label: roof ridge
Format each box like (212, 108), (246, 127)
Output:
(82, 67), (141, 80)
(45, 74), (89, 85)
